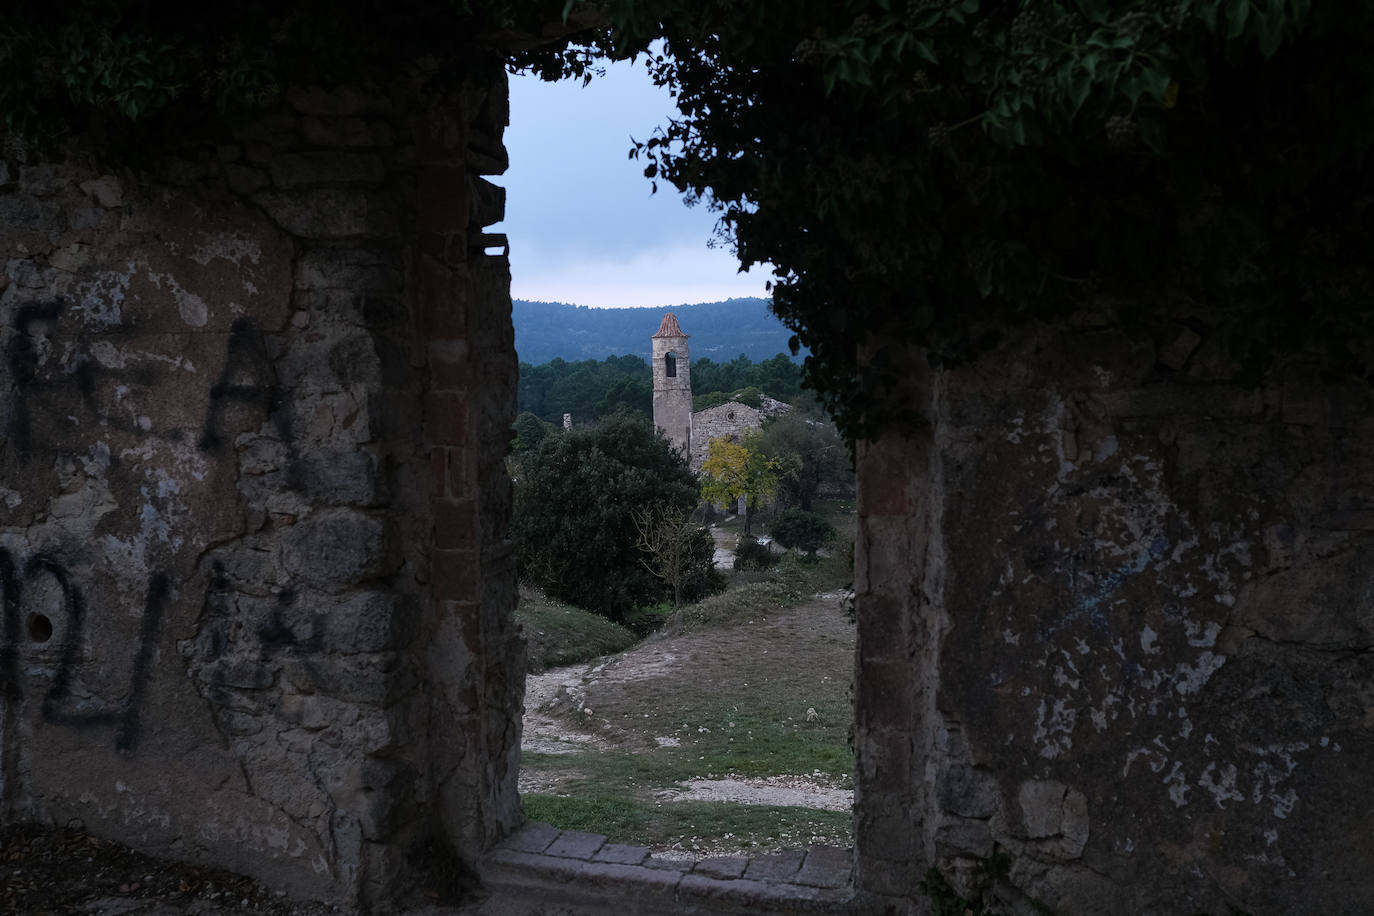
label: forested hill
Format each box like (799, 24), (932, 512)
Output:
(513, 297), (803, 364)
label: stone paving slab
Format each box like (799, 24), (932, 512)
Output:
(794, 845), (853, 889)
(481, 823), (856, 914)
(743, 849), (806, 882)
(592, 842), (651, 865)
(500, 821), (561, 854)
(544, 829), (606, 859)
(693, 855), (749, 879)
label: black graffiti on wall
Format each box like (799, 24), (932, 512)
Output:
(0, 547), (167, 753)
(199, 316), (296, 456)
(5, 303), (296, 466)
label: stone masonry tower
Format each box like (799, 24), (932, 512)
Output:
(651, 312), (692, 455)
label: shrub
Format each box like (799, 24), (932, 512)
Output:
(769, 509), (836, 556)
(734, 537), (776, 570)
(512, 410), (707, 621)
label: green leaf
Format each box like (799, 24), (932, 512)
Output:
(1254, 5), (1287, 57)
(1227, 0), (1252, 39)
(1199, 0), (1223, 30)
(1068, 73), (1093, 114)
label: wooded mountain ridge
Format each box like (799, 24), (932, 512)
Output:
(513, 297), (804, 365)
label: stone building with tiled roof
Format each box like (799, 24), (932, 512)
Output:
(651, 312), (789, 470)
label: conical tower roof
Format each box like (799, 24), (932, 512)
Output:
(652, 312), (689, 338)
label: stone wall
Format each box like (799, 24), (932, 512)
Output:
(0, 59), (522, 909)
(852, 316), (1374, 914)
(688, 401), (762, 470)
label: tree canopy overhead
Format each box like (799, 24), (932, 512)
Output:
(584, 0), (1374, 436)
(7, 2), (1374, 439)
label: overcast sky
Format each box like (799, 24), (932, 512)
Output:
(494, 57), (771, 309)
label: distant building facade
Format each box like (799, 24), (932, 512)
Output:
(651, 312), (693, 455)
(652, 313), (789, 470)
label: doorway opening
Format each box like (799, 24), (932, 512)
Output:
(494, 52), (859, 868)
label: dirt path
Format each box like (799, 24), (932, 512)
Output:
(709, 523), (736, 569)
(520, 594), (855, 812)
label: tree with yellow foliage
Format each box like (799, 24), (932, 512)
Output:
(699, 430), (778, 536)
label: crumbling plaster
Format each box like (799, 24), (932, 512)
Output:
(854, 318), (1374, 914)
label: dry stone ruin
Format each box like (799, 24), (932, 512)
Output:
(0, 35), (1370, 916)
(1, 60), (523, 909)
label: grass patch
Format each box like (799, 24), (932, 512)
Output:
(623, 601), (674, 637)
(523, 705), (852, 790)
(673, 550), (852, 632)
(522, 793), (850, 854)
(517, 586), (637, 672)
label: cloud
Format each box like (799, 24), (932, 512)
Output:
(497, 57), (768, 309)
(511, 239), (772, 310)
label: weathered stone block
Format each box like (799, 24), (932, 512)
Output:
(281, 651), (413, 706)
(77, 175), (124, 208)
(468, 176), (504, 229)
(226, 162), (270, 195)
(933, 815), (994, 860)
(287, 85), (387, 117)
(317, 590), (412, 653)
(301, 116), (395, 148)
(289, 448), (384, 506)
(283, 509), (394, 588)
(19, 164), (71, 196)
(936, 765), (999, 820)
(294, 246), (400, 293)
(270, 152), (386, 189)
(253, 189), (398, 239)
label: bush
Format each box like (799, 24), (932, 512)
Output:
(512, 410), (710, 621)
(769, 508), (836, 556)
(733, 537), (777, 570)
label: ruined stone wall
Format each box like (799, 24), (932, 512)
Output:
(0, 61), (522, 910)
(852, 317), (1374, 914)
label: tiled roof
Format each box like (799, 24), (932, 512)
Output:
(652, 313), (688, 338)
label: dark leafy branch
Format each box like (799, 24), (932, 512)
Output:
(5, 2), (1373, 439)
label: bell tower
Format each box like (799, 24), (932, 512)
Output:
(651, 312), (692, 456)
